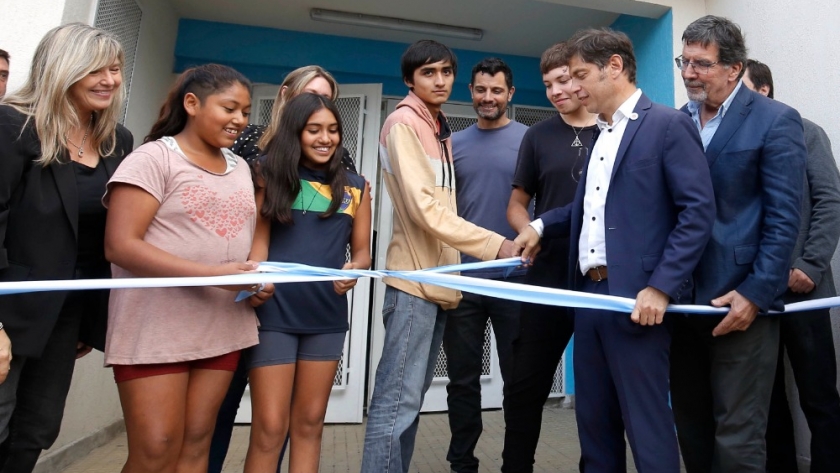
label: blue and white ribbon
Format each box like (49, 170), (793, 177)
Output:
(0, 258), (836, 315)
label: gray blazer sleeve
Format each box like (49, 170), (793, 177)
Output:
(791, 119), (840, 289)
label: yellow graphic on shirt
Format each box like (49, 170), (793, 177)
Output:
(292, 180), (361, 218)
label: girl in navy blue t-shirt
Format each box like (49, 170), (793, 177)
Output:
(244, 93), (371, 473)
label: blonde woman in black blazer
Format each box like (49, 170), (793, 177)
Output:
(0, 23), (133, 472)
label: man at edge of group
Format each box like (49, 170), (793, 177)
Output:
(0, 49), (9, 99)
(515, 27), (715, 472)
(670, 15), (807, 473)
(742, 59), (840, 473)
(502, 40), (596, 473)
(361, 40), (520, 473)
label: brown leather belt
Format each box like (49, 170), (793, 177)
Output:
(586, 265), (608, 281)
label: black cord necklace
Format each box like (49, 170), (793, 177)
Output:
(302, 182), (324, 215)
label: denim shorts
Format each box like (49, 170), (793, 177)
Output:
(248, 330), (346, 368)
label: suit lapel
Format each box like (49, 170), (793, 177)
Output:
(610, 93), (651, 182)
(50, 157), (79, 239)
(704, 86), (753, 168)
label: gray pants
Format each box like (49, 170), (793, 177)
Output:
(670, 314), (779, 472)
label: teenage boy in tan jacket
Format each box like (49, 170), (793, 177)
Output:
(362, 40), (519, 473)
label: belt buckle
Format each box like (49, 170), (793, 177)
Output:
(593, 266), (605, 281)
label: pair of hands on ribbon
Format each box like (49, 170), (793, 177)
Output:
(509, 221), (766, 336)
(212, 261), (274, 307)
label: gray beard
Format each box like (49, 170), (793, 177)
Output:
(685, 82), (707, 102)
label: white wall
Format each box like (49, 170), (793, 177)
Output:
(62, 0), (97, 24)
(122, 0), (179, 141)
(0, 0), (68, 93)
(705, 0), (840, 161)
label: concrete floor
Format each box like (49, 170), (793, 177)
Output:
(61, 402), (647, 472)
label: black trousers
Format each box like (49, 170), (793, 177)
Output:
(442, 283), (521, 473)
(0, 296), (84, 473)
(501, 298), (574, 473)
(765, 308), (840, 473)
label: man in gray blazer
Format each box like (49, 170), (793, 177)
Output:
(743, 59), (840, 473)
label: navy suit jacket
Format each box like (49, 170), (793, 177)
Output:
(540, 93), (715, 302)
(682, 85), (806, 312)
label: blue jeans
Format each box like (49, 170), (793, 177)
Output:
(362, 286), (447, 473)
(442, 278), (522, 473)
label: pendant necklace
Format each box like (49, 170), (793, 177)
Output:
(302, 182), (323, 215)
(570, 126), (584, 147)
(569, 117), (596, 148)
(66, 114), (93, 160)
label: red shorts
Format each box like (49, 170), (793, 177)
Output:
(112, 350), (241, 383)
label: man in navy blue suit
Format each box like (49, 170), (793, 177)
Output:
(515, 28), (715, 472)
(669, 16), (807, 473)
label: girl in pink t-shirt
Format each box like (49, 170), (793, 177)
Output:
(103, 64), (274, 473)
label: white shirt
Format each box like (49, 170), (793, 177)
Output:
(578, 88), (642, 274)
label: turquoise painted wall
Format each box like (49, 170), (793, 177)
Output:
(174, 13), (674, 110)
(610, 10), (675, 107)
(174, 19), (546, 106)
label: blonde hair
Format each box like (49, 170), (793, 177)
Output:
(3, 23), (125, 166)
(257, 65), (339, 150)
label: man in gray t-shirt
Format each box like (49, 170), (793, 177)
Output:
(443, 57), (528, 473)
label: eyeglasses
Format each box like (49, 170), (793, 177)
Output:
(674, 56), (719, 75)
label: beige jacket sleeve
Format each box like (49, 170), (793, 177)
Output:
(386, 123), (505, 261)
